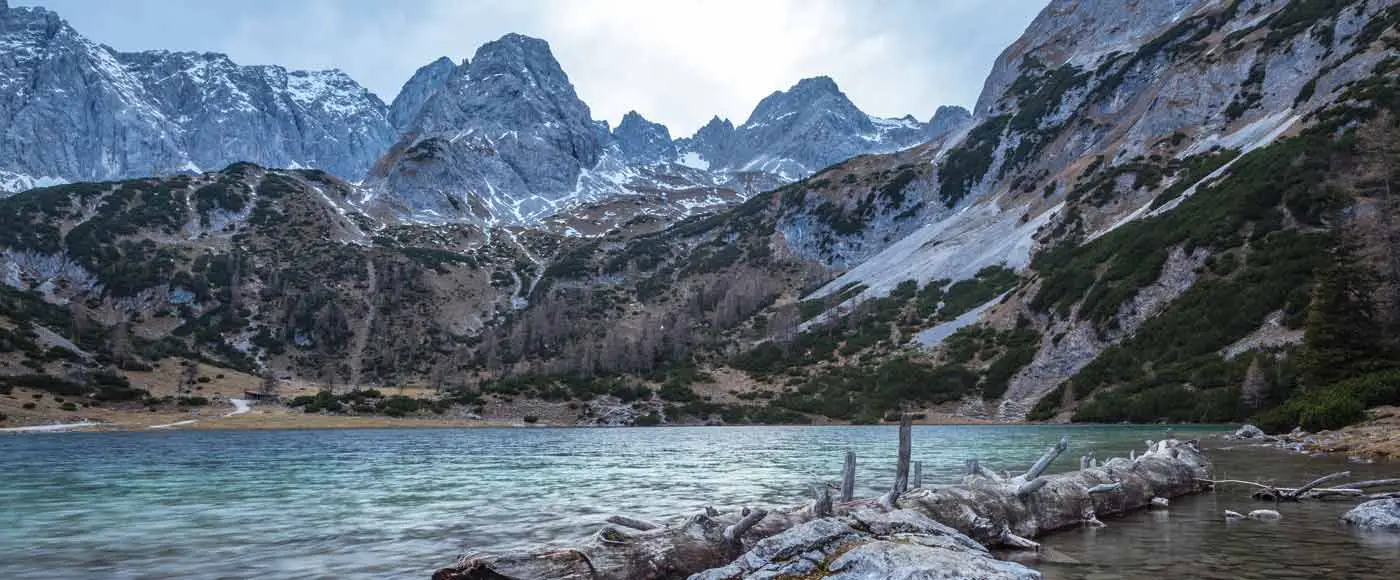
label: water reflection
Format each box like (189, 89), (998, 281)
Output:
(1032, 445), (1400, 580)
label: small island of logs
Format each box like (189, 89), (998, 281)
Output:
(434, 416), (1214, 580)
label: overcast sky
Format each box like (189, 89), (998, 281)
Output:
(19, 0), (1045, 135)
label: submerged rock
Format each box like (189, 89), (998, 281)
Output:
(1247, 510), (1282, 521)
(1341, 499), (1400, 530)
(690, 510), (1040, 580)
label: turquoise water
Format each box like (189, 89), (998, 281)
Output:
(0, 425), (1394, 579)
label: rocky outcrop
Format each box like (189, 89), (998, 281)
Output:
(974, 0), (1209, 117)
(1229, 424), (1270, 440)
(926, 105), (973, 140)
(677, 76), (939, 180)
(611, 111), (677, 165)
(388, 56), (456, 133)
(1341, 499), (1400, 530)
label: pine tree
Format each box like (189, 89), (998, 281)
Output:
(1300, 237), (1385, 387)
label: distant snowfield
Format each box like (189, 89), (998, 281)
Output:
(0, 170), (67, 195)
(677, 151), (710, 170)
(225, 398), (252, 418)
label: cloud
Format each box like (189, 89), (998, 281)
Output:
(19, 0), (1044, 135)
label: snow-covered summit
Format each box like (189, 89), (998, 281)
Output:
(0, 2), (393, 184)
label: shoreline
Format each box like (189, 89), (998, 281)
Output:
(0, 411), (1240, 434)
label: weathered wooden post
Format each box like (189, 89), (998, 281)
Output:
(810, 485), (832, 518)
(881, 414), (913, 507)
(913, 461), (924, 489)
(840, 450), (856, 502)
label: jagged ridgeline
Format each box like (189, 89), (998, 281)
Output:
(2, 0), (1400, 428)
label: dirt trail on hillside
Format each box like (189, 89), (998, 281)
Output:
(347, 259), (377, 389)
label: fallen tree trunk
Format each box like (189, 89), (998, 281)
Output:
(432, 426), (1211, 580)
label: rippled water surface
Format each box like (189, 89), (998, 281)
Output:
(1, 425), (1396, 579)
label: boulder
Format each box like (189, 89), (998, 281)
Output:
(1341, 499), (1400, 530)
(1230, 424), (1270, 440)
(1247, 509), (1282, 521)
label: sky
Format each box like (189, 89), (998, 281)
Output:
(18, 0), (1045, 136)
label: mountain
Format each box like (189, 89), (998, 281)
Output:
(676, 76), (956, 180)
(7, 0), (1397, 430)
(0, 1), (962, 228)
(368, 38), (964, 226)
(795, 0), (1400, 423)
(0, 2), (393, 189)
(117, 51), (395, 178)
(368, 34), (606, 224)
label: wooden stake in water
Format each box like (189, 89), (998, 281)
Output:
(882, 414), (913, 507)
(840, 451), (856, 502)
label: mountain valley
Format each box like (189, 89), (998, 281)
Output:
(3, 0), (1400, 434)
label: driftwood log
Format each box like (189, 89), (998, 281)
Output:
(433, 416), (1212, 580)
(1205, 472), (1400, 502)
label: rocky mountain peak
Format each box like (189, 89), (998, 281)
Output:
(412, 33), (595, 140)
(926, 105), (972, 139)
(388, 56), (456, 132)
(612, 110), (676, 165)
(464, 33), (570, 89)
(744, 75), (866, 129)
(370, 33), (604, 223)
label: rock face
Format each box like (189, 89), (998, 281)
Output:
(974, 0), (1208, 116)
(1342, 499), (1400, 530)
(926, 105), (972, 140)
(691, 510), (1041, 580)
(388, 56), (457, 133)
(118, 51), (395, 178)
(612, 111), (676, 165)
(0, 3), (393, 186)
(370, 34), (605, 223)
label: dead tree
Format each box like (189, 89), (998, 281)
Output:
(880, 414), (913, 508)
(436, 435), (1213, 580)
